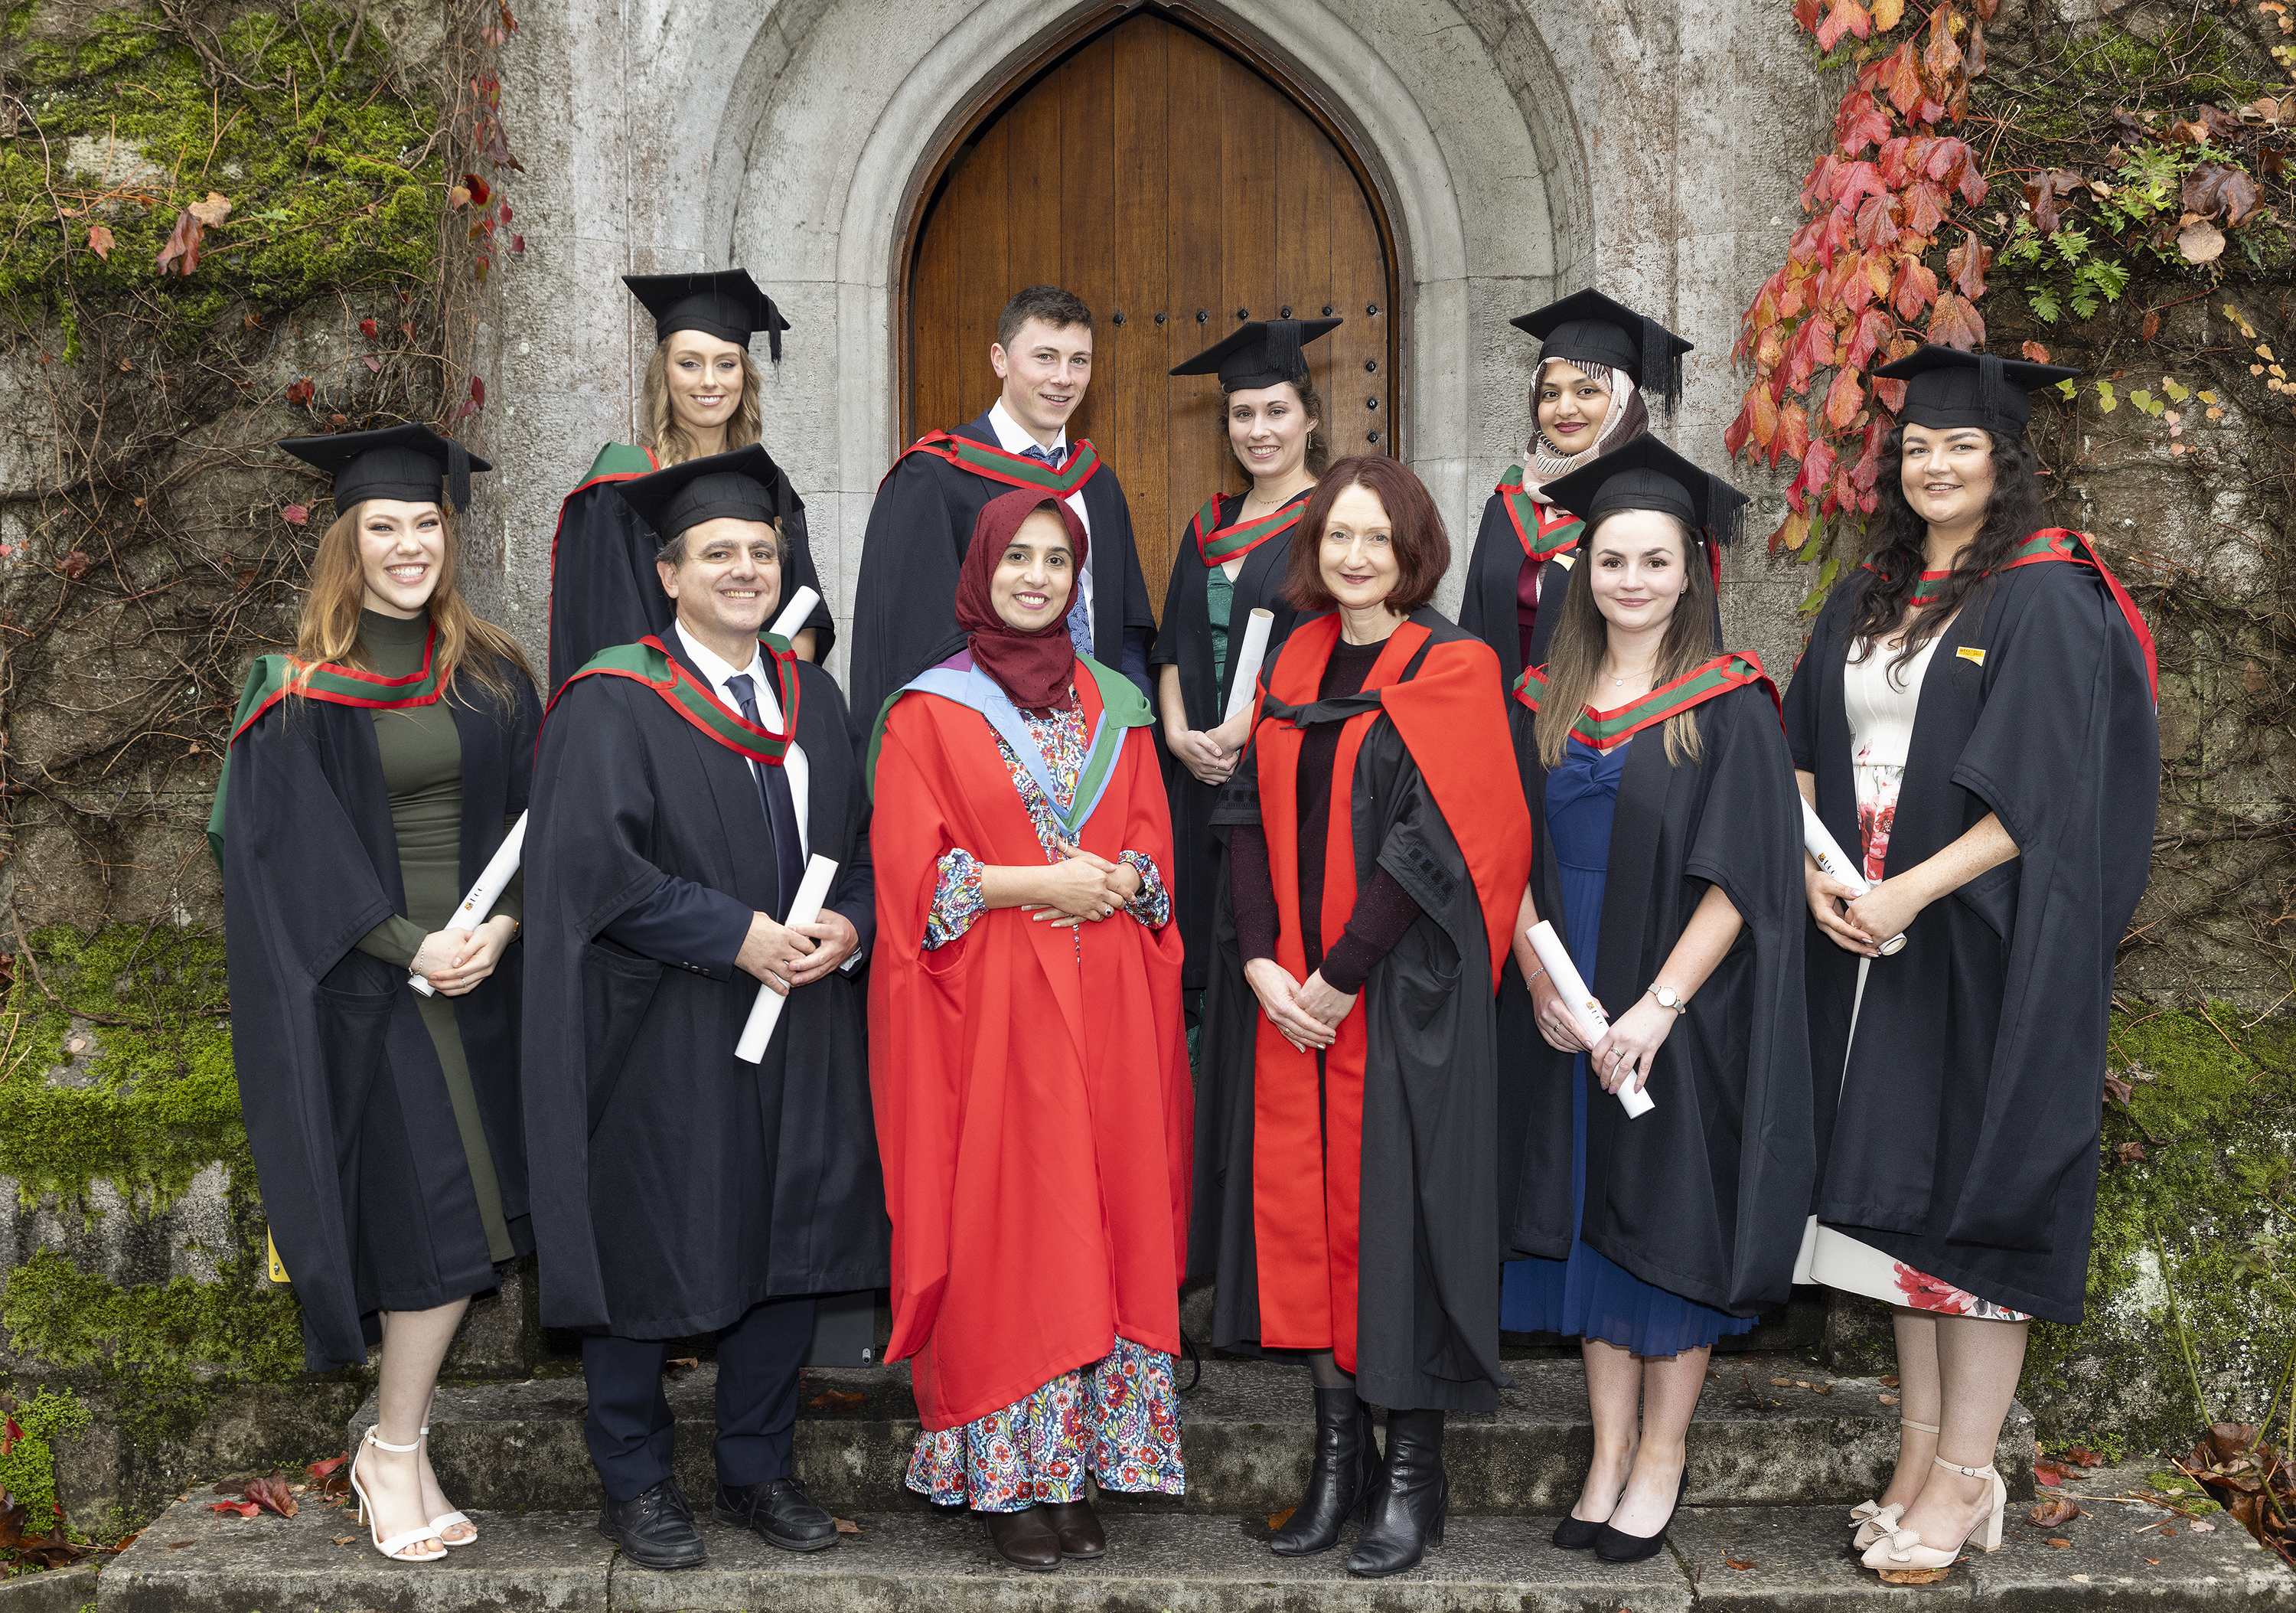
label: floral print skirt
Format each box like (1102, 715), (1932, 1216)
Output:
(1806, 759), (2033, 1325)
(905, 1337), (1186, 1512)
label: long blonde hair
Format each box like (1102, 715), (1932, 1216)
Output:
(640, 339), (765, 466)
(1532, 511), (1717, 769)
(293, 501), (533, 713)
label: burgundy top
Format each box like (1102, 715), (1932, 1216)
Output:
(1231, 637), (1424, 996)
(1516, 554), (1542, 674)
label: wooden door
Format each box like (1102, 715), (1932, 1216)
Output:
(904, 11), (1397, 615)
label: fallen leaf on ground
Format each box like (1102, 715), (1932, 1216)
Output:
(2064, 1446), (2105, 1469)
(1880, 1375), (1901, 1388)
(1725, 1556), (1757, 1569)
(2161, 1526), (2177, 1536)
(1880, 1393), (1902, 1407)
(2030, 1497), (2080, 1527)
(332, 1535), (357, 1546)
(1267, 1507), (1296, 1530)
(833, 1517), (863, 1534)
(168, 1541), (194, 1549)
(2047, 1536), (2073, 1548)
(89, 224), (114, 260)
(1812, 1383), (1834, 1396)
(662, 1357), (699, 1373)
(208, 1500), (259, 1518)
(244, 1474), (297, 1517)
(2190, 1520), (2216, 1532)
(1771, 1376), (1795, 1386)
(2178, 219), (2226, 263)
(2036, 1461), (2069, 1487)
(1880, 1564), (1957, 1584)
(808, 1389), (868, 1410)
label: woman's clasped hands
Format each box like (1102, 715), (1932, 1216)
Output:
(1024, 840), (1143, 928)
(1244, 958), (1355, 1053)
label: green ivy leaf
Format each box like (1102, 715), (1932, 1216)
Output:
(2095, 380), (2118, 413)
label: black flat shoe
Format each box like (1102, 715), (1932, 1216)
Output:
(714, 1475), (839, 1553)
(1270, 1386), (1380, 1557)
(599, 1476), (707, 1570)
(1346, 1409), (1447, 1579)
(1594, 1469), (1688, 1564)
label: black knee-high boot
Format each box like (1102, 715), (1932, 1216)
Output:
(1346, 1408), (1447, 1577)
(1268, 1387), (1379, 1556)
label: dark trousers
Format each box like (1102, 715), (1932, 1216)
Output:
(581, 1295), (817, 1502)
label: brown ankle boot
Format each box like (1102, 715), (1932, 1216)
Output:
(980, 1505), (1062, 1570)
(1040, 1498), (1106, 1559)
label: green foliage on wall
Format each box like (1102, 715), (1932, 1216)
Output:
(0, 1389), (93, 1520)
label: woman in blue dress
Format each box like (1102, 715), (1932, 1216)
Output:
(1499, 439), (1813, 1564)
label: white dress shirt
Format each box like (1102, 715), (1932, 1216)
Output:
(987, 397), (1094, 627)
(675, 619), (809, 855)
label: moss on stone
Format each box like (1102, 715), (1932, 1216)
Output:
(0, 1388), (92, 1518)
(2020, 1004), (2296, 1453)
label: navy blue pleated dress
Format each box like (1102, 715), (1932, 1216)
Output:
(1499, 734), (1756, 1357)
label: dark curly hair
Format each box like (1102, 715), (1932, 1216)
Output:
(1848, 426), (2049, 678)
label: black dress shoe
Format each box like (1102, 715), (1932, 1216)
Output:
(1040, 1498), (1106, 1559)
(981, 1506), (1062, 1570)
(598, 1476), (707, 1569)
(1270, 1386), (1380, 1557)
(1346, 1408), (1448, 1578)
(1551, 1513), (1603, 1550)
(1594, 1468), (1688, 1563)
(714, 1475), (840, 1553)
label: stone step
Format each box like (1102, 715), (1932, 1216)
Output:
(351, 1353), (2035, 1515)
(99, 1473), (2296, 1611)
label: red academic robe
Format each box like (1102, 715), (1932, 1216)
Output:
(869, 670), (1192, 1430)
(1248, 615), (1534, 1373)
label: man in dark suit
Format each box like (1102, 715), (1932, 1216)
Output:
(522, 446), (886, 1570)
(846, 284), (1157, 720)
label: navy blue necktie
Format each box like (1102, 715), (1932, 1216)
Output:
(1021, 444), (1094, 658)
(726, 672), (804, 922)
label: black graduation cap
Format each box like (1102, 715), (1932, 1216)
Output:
(611, 445), (788, 540)
(621, 269), (792, 361)
(1874, 344), (2082, 436)
(1169, 317), (1342, 390)
(1509, 289), (1694, 410)
(1539, 435), (1749, 547)
(279, 423), (488, 514)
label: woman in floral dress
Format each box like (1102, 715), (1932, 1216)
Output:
(869, 488), (1192, 1572)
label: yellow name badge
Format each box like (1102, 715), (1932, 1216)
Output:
(1957, 646), (1986, 665)
(266, 1229), (290, 1285)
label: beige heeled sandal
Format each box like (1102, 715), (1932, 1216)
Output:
(1848, 1419), (1938, 1549)
(1860, 1454), (2006, 1574)
(348, 1428), (447, 1563)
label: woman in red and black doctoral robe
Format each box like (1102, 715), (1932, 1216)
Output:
(1199, 455), (1534, 1579)
(1499, 438), (1812, 1566)
(1152, 318), (1338, 1001)
(869, 487), (1191, 1572)
(1790, 348), (2158, 1582)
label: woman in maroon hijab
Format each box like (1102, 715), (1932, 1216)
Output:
(868, 489), (1192, 1572)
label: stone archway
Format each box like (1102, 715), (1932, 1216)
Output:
(490, 0), (1600, 666)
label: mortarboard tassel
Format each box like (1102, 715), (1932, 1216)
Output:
(1976, 352), (2005, 429)
(447, 436), (471, 514)
(1642, 315), (1683, 412)
(1707, 475), (1745, 546)
(1264, 319), (1306, 384)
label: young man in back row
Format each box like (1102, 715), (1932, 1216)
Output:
(846, 285), (1157, 723)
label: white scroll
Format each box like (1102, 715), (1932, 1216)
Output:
(1799, 797), (1906, 955)
(1527, 920), (1655, 1118)
(735, 855), (840, 1063)
(1220, 608), (1277, 728)
(409, 812), (528, 996)
(770, 586), (820, 643)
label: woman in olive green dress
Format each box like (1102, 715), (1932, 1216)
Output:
(217, 426), (540, 1564)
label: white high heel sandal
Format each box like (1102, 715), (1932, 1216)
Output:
(1848, 1419), (1939, 1549)
(348, 1427), (446, 1563)
(1860, 1454), (2006, 1574)
(419, 1426), (478, 1547)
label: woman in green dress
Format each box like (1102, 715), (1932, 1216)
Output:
(217, 426), (540, 1564)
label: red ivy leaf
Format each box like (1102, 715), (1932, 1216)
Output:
(1746, 384), (1782, 450)
(1802, 154), (1845, 214)
(1774, 401), (1813, 469)
(501, 202), (514, 224)
(155, 208), (207, 276)
(1782, 315), (1841, 394)
(1889, 254), (1940, 319)
(364, 355), (381, 372)
(61, 550), (91, 580)
(1835, 161), (1890, 211)
(1922, 136), (1969, 181)
(1945, 227), (1991, 299)
(1901, 179), (1951, 238)
(1923, 5), (1964, 81)
(1841, 305), (1894, 372)
(510, 233), (525, 253)
(1873, 375), (1908, 411)
(243, 1474), (297, 1518)
(88, 223), (115, 260)
(1824, 366), (1866, 429)
(1850, 416), (1892, 491)
(469, 376), (486, 407)
(1837, 91), (1892, 156)
(462, 172), (492, 207)
(1883, 43), (1925, 117)
(1927, 289), (1987, 348)
(360, 318), (380, 339)
(281, 504), (308, 526)
(208, 1500), (260, 1517)
(1795, 0), (1824, 28)
(286, 377), (316, 406)
(1788, 436), (1840, 513)
(2024, 169), (2086, 234)
(2021, 340), (2053, 364)
(1817, 0), (1872, 51)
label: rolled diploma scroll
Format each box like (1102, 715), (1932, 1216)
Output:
(1527, 920), (1655, 1119)
(1219, 608), (1278, 728)
(409, 811), (529, 996)
(770, 586), (820, 644)
(1799, 797), (1906, 955)
(735, 855), (840, 1064)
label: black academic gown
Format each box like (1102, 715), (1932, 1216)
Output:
(222, 674), (540, 1371)
(1458, 491), (1570, 693)
(1787, 560), (2157, 1323)
(1193, 616), (1513, 1412)
(546, 449), (834, 695)
(521, 645), (888, 1338)
(1148, 492), (1306, 993)
(846, 415), (1157, 723)
(1501, 683), (1815, 1314)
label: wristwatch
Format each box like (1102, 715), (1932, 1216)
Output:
(1647, 982), (1690, 1016)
